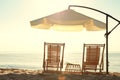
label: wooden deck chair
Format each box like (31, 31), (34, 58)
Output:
(82, 44), (105, 73)
(43, 42), (65, 73)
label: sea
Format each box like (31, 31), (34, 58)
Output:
(0, 52), (119, 72)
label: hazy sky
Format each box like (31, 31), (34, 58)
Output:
(0, 0), (120, 53)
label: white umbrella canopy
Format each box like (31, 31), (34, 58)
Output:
(30, 9), (106, 31)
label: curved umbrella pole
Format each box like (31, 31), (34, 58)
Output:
(68, 5), (120, 74)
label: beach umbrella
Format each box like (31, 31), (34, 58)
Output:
(30, 9), (106, 31)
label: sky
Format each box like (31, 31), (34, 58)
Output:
(0, 0), (120, 53)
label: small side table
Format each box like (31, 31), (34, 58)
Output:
(65, 63), (82, 74)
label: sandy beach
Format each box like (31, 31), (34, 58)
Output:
(0, 68), (119, 80)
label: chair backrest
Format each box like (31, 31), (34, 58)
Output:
(47, 44), (61, 63)
(43, 42), (65, 72)
(83, 44), (105, 66)
(86, 46), (100, 65)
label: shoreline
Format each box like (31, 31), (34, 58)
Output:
(0, 68), (119, 80)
